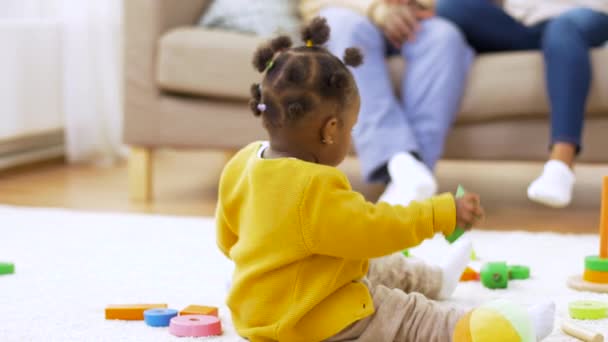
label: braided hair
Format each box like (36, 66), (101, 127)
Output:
(249, 17), (363, 128)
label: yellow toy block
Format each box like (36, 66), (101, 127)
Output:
(105, 304), (168, 320)
(180, 305), (218, 317)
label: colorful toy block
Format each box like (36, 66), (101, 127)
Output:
(569, 300), (608, 320)
(0, 262), (14, 275)
(105, 304), (168, 320)
(481, 262), (509, 289)
(169, 315), (222, 337)
(460, 267), (479, 282)
(180, 305), (218, 317)
(144, 308), (178, 327)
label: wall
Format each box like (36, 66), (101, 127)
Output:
(0, 19), (63, 141)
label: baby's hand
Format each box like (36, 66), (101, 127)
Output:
(455, 192), (484, 230)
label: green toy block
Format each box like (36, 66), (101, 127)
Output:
(481, 262), (509, 289)
(0, 262), (14, 275)
(508, 265), (530, 280)
(446, 185), (466, 243)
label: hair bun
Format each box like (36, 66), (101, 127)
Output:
(270, 35), (292, 52)
(301, 17), (330, 46)
(252, 45), (275, 73)
(343, 48), (363, 67)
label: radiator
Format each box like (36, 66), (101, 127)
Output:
(0, 130), (64, 170)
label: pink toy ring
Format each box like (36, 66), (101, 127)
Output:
(169, 315), (222, 337)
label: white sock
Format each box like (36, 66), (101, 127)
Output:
(438, 237), (473, 299)
(378, 152), (437, 206)
(527, 301), (555, 341)
(527, 160), (575, 208)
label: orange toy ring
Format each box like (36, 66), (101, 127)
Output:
(583, 269), (608, 284)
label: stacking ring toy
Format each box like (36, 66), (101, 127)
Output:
(569, 300), (608, 320)
(144, 308), (178, 327)
(169, 315), (222, 337)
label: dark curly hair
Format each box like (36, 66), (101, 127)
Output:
(249, 17), (363, 128)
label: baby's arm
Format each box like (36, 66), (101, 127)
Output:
(299, 173), (456, 259)
(216, 205), (237, 259)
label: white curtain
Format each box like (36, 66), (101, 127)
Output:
(59, 0), (125, 165)
(4, 0), (124, 165)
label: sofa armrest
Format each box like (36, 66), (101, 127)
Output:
(123, 0), (209, 145)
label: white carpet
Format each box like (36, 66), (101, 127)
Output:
(1, 205), (607, 342)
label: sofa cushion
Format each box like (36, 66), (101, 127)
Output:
(198, 0), (300, 41)
(158, 28), (608, 122)
(157, 28), (263, 99)
(389, 48), (608, 122)
(459, 48), (608, 122)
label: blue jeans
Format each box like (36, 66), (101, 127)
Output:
(321, 7), (474, 182)
(437, 0), (608, 152)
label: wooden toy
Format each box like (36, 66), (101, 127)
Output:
(569, 300), (608, 320)
(453, 299), (536, 342)
(105, 304), (168, 320)
(169, 315), (222, 337)
(568, 176), (608, 293)
(460, 266), (479, 281)
(481, 262), (509, 289)
(561, 321), (604, 342)
(480, 262), (531, 289)
(144, 308), (178, 327)
(179, 305), (218, 317)
(508, 265), (530, 280)
(0, 262), (14, 275)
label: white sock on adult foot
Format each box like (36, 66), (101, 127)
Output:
(527, 301), (555, 341)
(378, 152), (437, 206)
(438, 237), (473, 299)
(527, 160), (575, 208)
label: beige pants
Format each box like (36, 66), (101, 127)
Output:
(326, 253), (465, 342)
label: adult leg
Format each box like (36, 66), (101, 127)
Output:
(322, 7), (441, 205)
(400, 18), (474, 170)
(528, 8), (608, 207)
(436, 0), (541, 52)
(321, 7), (418, 183)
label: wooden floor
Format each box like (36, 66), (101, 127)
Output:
(1, 149), (607, 233)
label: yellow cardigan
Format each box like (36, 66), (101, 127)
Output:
(216, 142), (456, 342)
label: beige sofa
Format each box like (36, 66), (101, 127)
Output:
(124, 0), (608, 201)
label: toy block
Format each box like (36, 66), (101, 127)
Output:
(460, 267), (479, 281)
(561, 321), (604, 342)
(584, 269), (608, 284)
(169, 315), (222, 337)
(105, 304), (168, 320)
(569, 300), (608, 320)
(0, 262), (14, 275)
(180, 305), (218, 317)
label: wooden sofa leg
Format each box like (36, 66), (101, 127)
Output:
(129, 146), (154, 202)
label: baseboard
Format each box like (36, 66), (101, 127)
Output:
(0, 129), (65, 170)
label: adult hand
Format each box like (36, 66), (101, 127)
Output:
(371, 2), (419, 48)
(455, 192), (485, 230)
